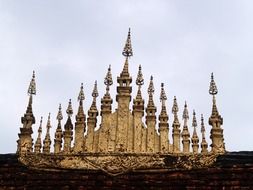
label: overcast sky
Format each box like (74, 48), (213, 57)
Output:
(0, 0), (253, 153)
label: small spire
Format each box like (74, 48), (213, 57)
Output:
(92, 81), (99, 98)
(209, 73), (218, 95)
(148, 76), (155, 96)
(46, 113), (51, 131)
(57, 104), (63, 121)
(122, 28), (133, 58)
(66, 99), (73, 117)
(201, 114), (205, 135)
(160, 83), (167, 104)
(183, 101), (189, 121)
(28, 71), (36, 95)
(78, 83), (85, 102)
(192, 110), (197, 129)
(104, 65), (113, 94)
(34, 117), (43, 153)
(136, 65), (144, 86)
(201, 114), (208, 154)
(172, 96), (179, 116)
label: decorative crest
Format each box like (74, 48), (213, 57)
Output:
(172, 96), (179, 115)
(28, 71), (36, 95)
(56, 104), (63, 121)
(160, 83), (167, 102)
(136, 65), (144, 86)
(66, 99), (73, 117)
(92, 81), (99, 98)
(122, 28), (133, 57)
(209, 73), (218, 95)
(148, 76), (155, 95)
(183, 101), (189, 121)
(78, 83), (85, 101)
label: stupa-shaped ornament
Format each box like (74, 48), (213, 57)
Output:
(34, 117), (43, 153)
(172, 96), (181, 153)
(208, 73), (225, 153)
(43, 113), (52, 154)
(159, 83), (169, 153)
(17, 71), (36, 154)
(191, 110), (199, 154)
(181, 102), (190, 153)
(54, 104), (63, 153)
(201, 114), (208, 154)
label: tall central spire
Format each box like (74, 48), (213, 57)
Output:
(122, 28), (133, 58)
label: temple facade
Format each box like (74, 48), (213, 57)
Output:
(17, 29), (226, 156)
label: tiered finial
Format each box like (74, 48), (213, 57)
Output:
(92, 81), (99, 98)
(172, 96), (179, 118)
(181, 102), (190, 153)
(191, 110), (199, 154)
(209, 73), (218, 95)
(34, 117), (43, 153)
(104, 65), (113, 94)
(136, 65), (144, 87)
(148, 76), (155, 96)
(43, 113), (52, 153)
(122, 28), (133, 58)
(28, 71), (36, 95)
(57, 104), (63, 122)
(201, 114), (208, 153)
(183, 102), (189, 124)
(160, 83), (167, 107)
(201, 114), (205, 135)
(78, 83), (85, 102)
(66, 99), (73, 117)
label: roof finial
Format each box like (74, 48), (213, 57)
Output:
(34, 116), (43, 153)
(209, 73), (218, 95)
(122, 28), (133, 58)
(104, 65), (113, 94)
(209, 73), (219, 116)
(200, 114), (208, 154)
(191, 110), (199, 154)
(78, 83), (85, 102)
(57, 104), (63, 122)
(148, 75), (154, 96)
(136, 65), (144, 87)
(183, 101), (189, 126)
(92, 80), (99, 98)
(160, 83), (167, 102)
(28, 70), (36, 95)
(192, 110), (197, 129)
(66, 99), (73, 117)
(172, 96), (179, 117)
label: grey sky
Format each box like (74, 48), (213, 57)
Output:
(0, 0), (252, 153)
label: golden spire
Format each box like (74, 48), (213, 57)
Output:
(34, 117), (43, 153)
(209, 73), (219, 116)
(90, 81), (99, 110)
(122, 28), (133, 58)
(26, 71), (36, 114)
(43, 113), (52, 153)
(120, 28), (133, 78)
(66, 99), (73, 118)
(54, 104), (63, 153)
(104, 65), (113, 95)
(77, 83), (85, 116)
(201, 114), (208, 153)
(146, 75), (156, 110)
(181, 102), (190, 153)
(191, 110), (199, 154)
(136, 65), (144, 99)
